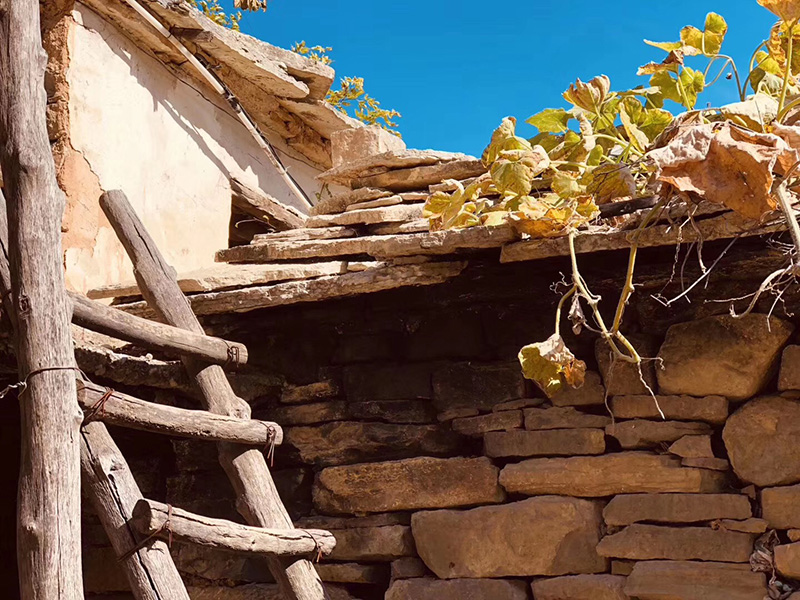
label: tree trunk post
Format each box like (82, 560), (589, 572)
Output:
(0, 2), (84, 598)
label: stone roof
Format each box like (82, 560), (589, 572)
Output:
(89, 146), (787, 317)
(81, 0), (361, 168)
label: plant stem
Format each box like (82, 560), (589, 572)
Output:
(554, 286), (577, 336)
(776, 182), (800, 270)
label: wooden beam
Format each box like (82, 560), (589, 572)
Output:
(70, 292), (249, 366)
(231, 177), (306, 230)
(78, 380), (283, 445)
(132, 499), (335, 558)
(100, 189), (328, 600)
(0, 1), (83, 597)
(81, 421), (190, 600)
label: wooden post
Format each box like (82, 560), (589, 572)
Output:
(131, 499), (335, 558)
(81, 421), (190, 600)
(100, 190), (327, 600)
(0, 2), (83, 597)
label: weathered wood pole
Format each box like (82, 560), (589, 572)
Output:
(0, 1), (83, 597)
(101, 189), (327, 600)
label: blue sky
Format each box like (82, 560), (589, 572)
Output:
(232, 0), (778, 156)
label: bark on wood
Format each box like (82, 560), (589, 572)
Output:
(71, 292), (249, 366)
(100, 189), (328, 600)
(0, 2), (83, 596)
(80, 421), (190, 600)
(216, 225), (516, 263)
(132, 499), (335, 557)
(78, 380), (283, 445)
(114, 261), (468, 318)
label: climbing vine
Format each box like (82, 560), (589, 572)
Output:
(424, 0), (800, 398)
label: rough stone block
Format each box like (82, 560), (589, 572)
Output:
(499, 452), (727, 497)
(390, 558), (427, 580)
(550, 371), (606, 407)
(603, 493), (751, 526)
(331, 125), (406, 168)
(610, 394), (729, 424)
(669, 435), (714, 458)
(532, 574), (629, 600)
(776, 543), (800, 579)
(284, 421), (461, 467)
(524, 406), (611, 430)
(723, 395), (800, 486)
(714, 518), (768, 534)
(314, 562), (387, 584)
(432, 361), (526, 412)
(484, 429), (605, 458)
(346, 400), (436, 424)
(313, 457), (505, 514)
(412, 497), (606, 578)
(385, 578), (529, 600)
(596, 524), (754, 562)
(762, 484), (800, 528)
(269, 401), (348, 425)
(596, 335), (658, 396)
(780, 346), (800, 391)
(624, 561), (767, 600)
(681, 457), (730, 471)
(328, 525), (415, 561)
(657, 314), (793, 401)
(606, 420), (711, 449)
(188, 583), (356, 599)
(451, 410), (522, 436)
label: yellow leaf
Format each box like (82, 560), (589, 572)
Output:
(482, 117), (533, 167)
(581, 164), (636, 204)
(519, 334), (587, 398)
(490, 147), (550, 196)
(758, 0), (800, 22)
(563, 76), (611, 113)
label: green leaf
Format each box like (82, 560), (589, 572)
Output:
(529, 132), (563, 154)
(620, 101), (649, 152)
(637, 108), (673, 141)
(650, 67), (704, 110)
(680, 67), (706, 109)
(490, 147), (550, 196)
(679, 13), (727, 56)
(519, 334), (587, 398)
(527, 108), (573, 134)
(644, 39), (683, 52)
(581, 164), (636, 204)
(563, 75), (611, 114)
(482, 117), (533, 166)
(551, 170), (583, 199)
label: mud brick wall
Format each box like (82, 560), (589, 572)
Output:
(82, 241), (800, 599)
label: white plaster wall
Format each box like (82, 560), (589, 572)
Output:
(64, 4), (322, 292)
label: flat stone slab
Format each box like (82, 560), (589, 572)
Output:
(305, 203), (423, 228)
(610, 395), (729, 424)
(412, 497), (606, 578)
(606, 420), (712, 449)
(524, 407), (611, 430)
(327, 525), (415, 562)
(550, 371), (606, 407)
(596, 524), (754, 562)
(624, 561), (767, 600)
(723, 395), (800, 486)
(484, 429), (606, 458)
(776, 542), (800, 579)
(451, 411), (522, 436)
(603, 493), (752, 526)
(311, 188), (393, 215)
(657, 314), (793, 401)
(779, 345), (800, 391)
(313, 457), (505, 514)
(761, 483), (800, 528)
(532, 575), (629, 600)
(318, 149), (475, 185)
(499, 452), (727, 497)
(668, 435), (714, 458)
(385, 578), (529, 600)
(352, 159), (487, 192)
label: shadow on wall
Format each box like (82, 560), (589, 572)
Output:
(0, 379), (20, 598)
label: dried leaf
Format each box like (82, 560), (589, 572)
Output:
(758, 0), (800, 22)
(490, 147), (550, 196)
(719, 94), (779, 131)
(519, 334), (587, 398)
(563, 76), (611, 113)
(482, 117), (533, 166)
(581, 164), (636, 204)
(648, 123), (799, 220)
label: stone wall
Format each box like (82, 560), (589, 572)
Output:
(57, 3), (328, 294)
(82, 241), (800, 599)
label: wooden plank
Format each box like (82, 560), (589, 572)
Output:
(231, 177), (306, 230)
(217, 225), (517, 263)
(81, 421), (190, 600)
(100, 189), (328, 600)
(500, 210), (788, 264)
(71, 292), (249, 365)
(305, 203), (422, 228)
(87, 261), (349, 299)
(115, 261), (468, 318)
(132, 499), (335, 558)
(78, 380), (283, 445)
(0, 2), (83, 596)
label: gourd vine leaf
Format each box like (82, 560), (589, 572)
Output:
(519, 334), (587, 398)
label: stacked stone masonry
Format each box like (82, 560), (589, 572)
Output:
(82, 254), (800, 599)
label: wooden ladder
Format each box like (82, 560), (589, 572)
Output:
(0, 190), (331, 600)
